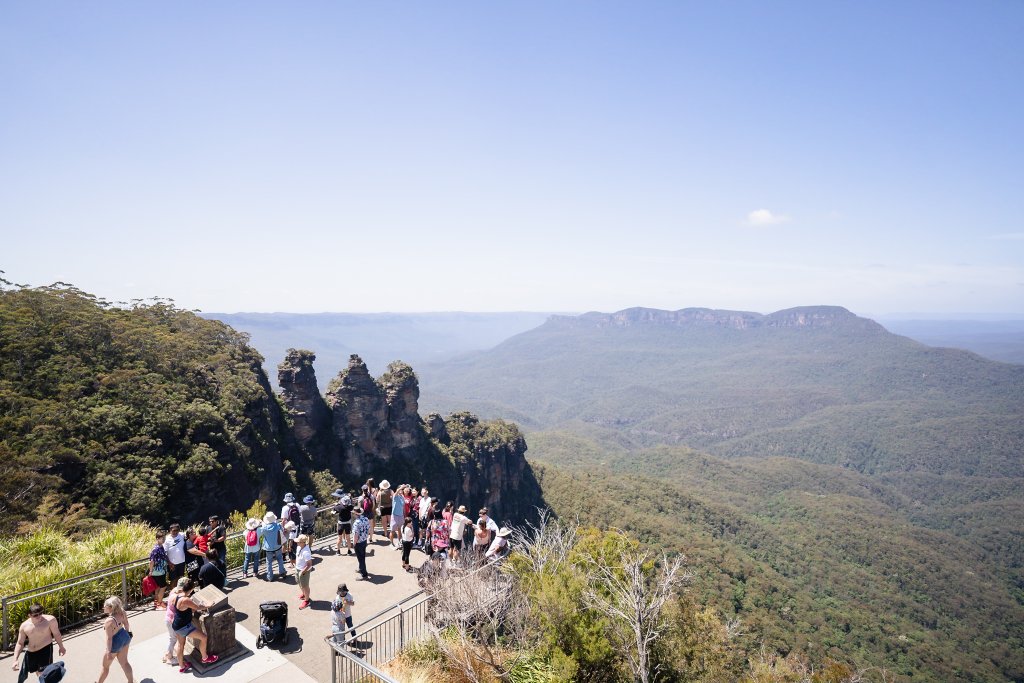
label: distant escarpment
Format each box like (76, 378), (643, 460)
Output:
(280, 351), (543, 523)
(0, 284), (541, 533)
(565, 305), (885, 331)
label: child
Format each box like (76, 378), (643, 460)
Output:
(330, 584), (356, 647)
(401, 517), (415, 572)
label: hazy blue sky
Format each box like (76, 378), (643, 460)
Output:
(2, 2), (1022, 315)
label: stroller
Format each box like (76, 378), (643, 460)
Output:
(255, 601), (288, 648)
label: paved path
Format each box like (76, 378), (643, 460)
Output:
(1, 534), (424, 683)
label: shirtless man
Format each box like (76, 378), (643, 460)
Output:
(11, 604), (66, 683)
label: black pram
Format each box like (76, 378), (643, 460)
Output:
(255, 601), (288, 648)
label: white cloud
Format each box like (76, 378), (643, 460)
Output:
(746, 209), (791, 226)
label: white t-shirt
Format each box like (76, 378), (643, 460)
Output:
(296, 544), (312, 572)
(402, 525), (415, 543)
(418, 497), (432, 518)
(485, 536), (508, 559)
(163, 532), (186, 564)
(450, 513), (473, 540)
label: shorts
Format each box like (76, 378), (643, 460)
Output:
(173, 622), (196, 638)
(337, 523), (351, 534)
(389, 517), (403, 532)
(24, 644), (53, 673)
(152, 573), (167, 588)
(111, 627), (132, 654)
(297, 570), (311, 592)
(168, 563), (185, 583)
(450, 538), (463, 550)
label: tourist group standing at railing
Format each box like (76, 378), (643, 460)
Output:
(6, 475), (513, 683)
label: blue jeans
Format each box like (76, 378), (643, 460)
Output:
(243, 550), (260, 576)
(264, 548), (285, 580)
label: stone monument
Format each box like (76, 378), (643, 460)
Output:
(186, 585), (248, 672)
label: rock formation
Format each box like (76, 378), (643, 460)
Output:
(278, 349), (331, 455)
(562, 305), (883, 332)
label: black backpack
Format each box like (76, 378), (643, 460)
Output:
(288, 503), (301, 526)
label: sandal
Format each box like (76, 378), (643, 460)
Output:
(179, 662), (192, 673)
(201, 655), (219, 664)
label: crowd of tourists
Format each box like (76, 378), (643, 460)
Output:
(10, 476), (513, 681)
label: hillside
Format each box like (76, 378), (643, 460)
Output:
(533, 445), (1024, 682)
(0, 284), (542, 532)
(419, 306), (1024, 477)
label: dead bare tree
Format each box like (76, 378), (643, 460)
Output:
(509, 506), (578, 574)
(584, 550), (690, 683)
(422, 560), (529, 682)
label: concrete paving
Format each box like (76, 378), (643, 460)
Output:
(1, 533), (424, 683)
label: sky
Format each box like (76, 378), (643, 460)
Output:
(1, 1), (1022, 316)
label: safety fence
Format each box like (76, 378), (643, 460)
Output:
(1, 506), (341, 651)
(326, 559), (511, 683)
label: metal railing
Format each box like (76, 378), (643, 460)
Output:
(328, 591), (429, 683)
(1, 505), (342, 651)
(326, 557), (512, 682)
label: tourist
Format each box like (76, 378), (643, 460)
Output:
(163, 522), (186, 585)
(162, 583), (181, 666)
(477, 507), (499, 545)
(378, 480), (393, 545)
(170, 578), (218, 673)
(281, 493), (302, 556)
(402, 485), (414, 537)
(449, 505), (473, 562)
(358, 483), (376, 542)
(352, 507), (371, 580)
(332, 489), (354, 555)
(207, 515), (227, 569)
(485, 527), (512, 563)
(195, 525), (210, 556)
(401, 517), (415, 572)
(198, 550), (225, 589)
(389, 484), (405, 548)
(442, 501), (454, 525)
(417, 487), (432, 547)
(430, 510), (450, 559)
(410, 487), (422, 547)
(260, 511), (286, 581)
(183, 529), (206, 582)
(330, 583), (356, 645)
(295, 534), (313, 609)
(10, 604), (65, 683)
(284, 520), (298, 568)
(242, 517), (261, 578)
(95, 596), (133, 683)
(148, 530), (170, 610)
(299, 495), (317, 537)
(473, 519), (490, 559)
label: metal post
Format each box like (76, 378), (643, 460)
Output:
(120, 566), (128, 605)
(399, 606), (404, 651)
(331, 640), (337, 683)
(2, 596), (9, 651)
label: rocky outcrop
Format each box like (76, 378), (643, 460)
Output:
(278, 349), (331, 453)
(381, 361), (422, 454)
(326, 355), (389, 476)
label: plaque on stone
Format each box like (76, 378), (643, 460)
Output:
(192, 585), (229, 613)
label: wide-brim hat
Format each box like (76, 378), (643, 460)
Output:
(303, 495), (315, 504)
(331, 488), (345, 498)
(284, 521), (297, 530)
(497, 527), (512, 537)
(283, 492), (295, 503)
(379, 480), (391, 490)
(245, 518), (260, 530)
(457, 505), (467, 513)
(263, 512), (278, 524)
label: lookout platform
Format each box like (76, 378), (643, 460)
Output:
(0, 534), (422, 683)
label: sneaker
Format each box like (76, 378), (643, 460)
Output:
(201, 655), (219, 665)
(299, 600), (310, 610)
(347, 550), (353, 556)
(298, 593), (305, 599)
(179, 662), (192, 673)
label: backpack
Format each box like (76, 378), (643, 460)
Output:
(288, 503), (301, 526)
(361, 494), (374, 514)
(245, 529), (257, 546)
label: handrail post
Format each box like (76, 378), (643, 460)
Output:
(120, 566), (128, 605)
(2, 596), (9, 651)
(399, 604), (404, 651)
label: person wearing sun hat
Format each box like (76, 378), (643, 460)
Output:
(485, 526), (512, 562)
(261, 512), (286, 581)
(299, 494), (317, 537)
(242, 518), (261, 578)
(377, 481), (393, 547)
